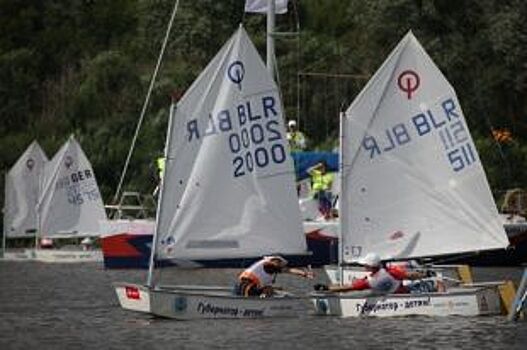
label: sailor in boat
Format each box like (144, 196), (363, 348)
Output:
(314, 252), (444, 294)
(80, 237), (94, 251)
(307, 161), (335, 220)
(234, 255), (314, 297)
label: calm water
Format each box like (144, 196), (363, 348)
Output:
(1, 262), (526, 350)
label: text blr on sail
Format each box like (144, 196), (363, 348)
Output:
(186, 96), (286, 178)
(362, 96), (475, 173)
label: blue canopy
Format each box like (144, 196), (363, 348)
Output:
(291, 151), (339, 180)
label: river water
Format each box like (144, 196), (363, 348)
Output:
(0, 262), (526, 350)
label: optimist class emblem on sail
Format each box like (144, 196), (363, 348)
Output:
(185, 60), (288, 179)
(361, 69), (477, 173)
(397, 70), (420, 99)
(26, 158), (35, 170)
(228, 61), (245, 90)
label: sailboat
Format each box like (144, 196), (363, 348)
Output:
(2, 141), (48, 260)
(114, 25), (311, 319)
(32, 135), (108, 262)
(311, 31), (510, 317)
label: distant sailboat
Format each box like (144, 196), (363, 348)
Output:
(33, 135), (107, 262)
(114, 25), (311, 319)
(2, 141), (48, 260)
(311, 31), (510, 317)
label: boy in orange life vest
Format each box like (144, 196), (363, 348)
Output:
(315, 253), (432, 294)
(234, 256), (314, 297)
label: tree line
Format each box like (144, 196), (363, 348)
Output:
(1, 0), (526, 221)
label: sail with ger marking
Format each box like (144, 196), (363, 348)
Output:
(340, 31), (509, 262)
(38, 135), (107, 237)
(3, 141), (48, 238)
(155, 26), (306, 261)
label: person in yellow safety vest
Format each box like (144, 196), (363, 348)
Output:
(307, 161), (334, 219)
(153, 157), (166, 197)
(156, 157), (166, 180)
(286, 120), (307, 151)
(234, 255), (314, 297)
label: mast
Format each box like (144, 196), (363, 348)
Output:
(1, 177), (5, 256)
(112, 0), (180, 204)
(338, 111), (345, 285)
(35, 187), (41, 250)
(266, 0), (276, 77)
(147, 102), (176, 287)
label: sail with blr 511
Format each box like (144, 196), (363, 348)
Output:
(114, 25), (311, 319)
(311, 30), (510, 317)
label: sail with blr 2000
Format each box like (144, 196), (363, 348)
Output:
(115, 26), (309, 320)
(155, 25), (307, 264)
(340, 31), (509, 263)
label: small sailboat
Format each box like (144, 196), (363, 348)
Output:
(311, 31), (510, 317)
(32, 135), (107, 262)
(114, 25), (310, 319)
(2, 141), (48, 260)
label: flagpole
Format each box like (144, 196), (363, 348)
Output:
(266, 0), (276, 78)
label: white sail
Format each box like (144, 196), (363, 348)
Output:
(3, 141), (48, 238)
(155, 26), (306, 261)
(244, 0), (289, 14)
(340, 31), (509, 262)
(38, 135), (107, 237)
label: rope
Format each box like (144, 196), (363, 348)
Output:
(112, 0), (181, 204)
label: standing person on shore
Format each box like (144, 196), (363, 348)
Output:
(286, 120), (307, 151)
(307, 161), (335, 219)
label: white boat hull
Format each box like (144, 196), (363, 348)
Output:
(311, 286), (502, 317)
(32, 249), (103, 263)
(1, 249), (35, 261)
(150, 287), (308, 320)
(114, 282), (308, 319)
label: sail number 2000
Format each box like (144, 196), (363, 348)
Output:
(229, 120), (286, 177)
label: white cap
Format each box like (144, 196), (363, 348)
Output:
(81, 237), (93, 245)
(263, 255), (288, 267)
(288, 120), (297, 127)
(357, 252), (381, 267)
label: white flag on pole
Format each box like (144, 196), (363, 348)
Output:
(245, 0), (288, 14)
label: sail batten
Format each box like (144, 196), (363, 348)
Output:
(341, 31), (509, 262)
